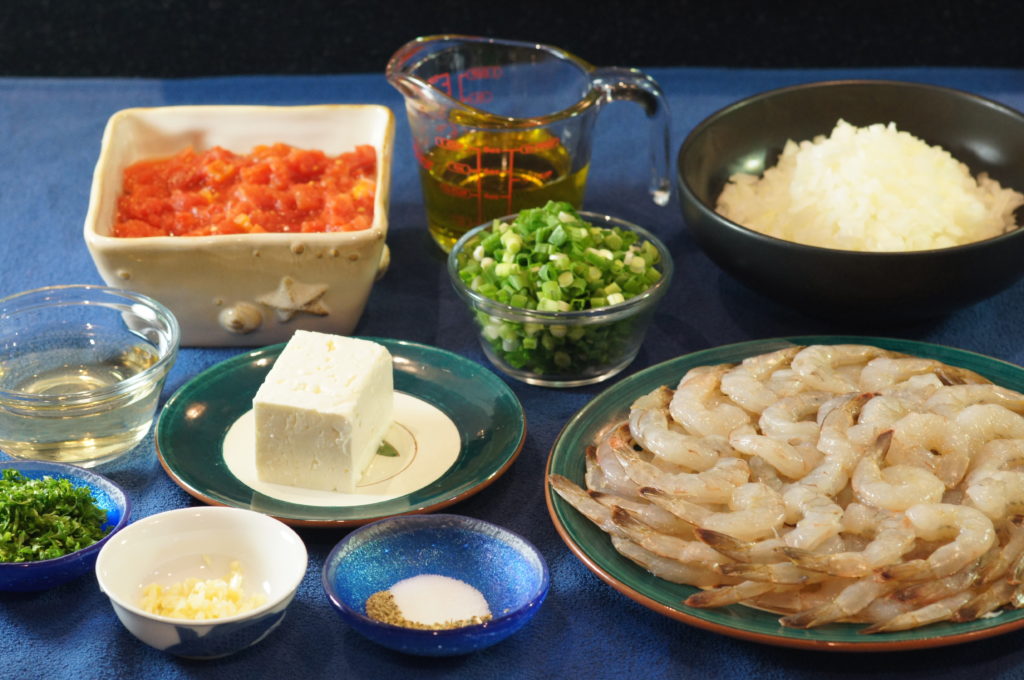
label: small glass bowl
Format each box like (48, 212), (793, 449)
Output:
(447, 212), (673, 387)
(0, 460), (130, 591)
(0, 284), (180, 466)
(322, 514), (549, 656)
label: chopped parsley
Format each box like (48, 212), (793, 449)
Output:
(0, 469), (112, 563)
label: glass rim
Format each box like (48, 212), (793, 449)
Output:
(446, 211), (674, 323)
(0, 284), (180, 404)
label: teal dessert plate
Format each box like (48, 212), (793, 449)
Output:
(157, 338), (526, 527)
(545, 336), (1024, 651)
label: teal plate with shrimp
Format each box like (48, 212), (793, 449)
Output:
(545, 336), (1024, 651)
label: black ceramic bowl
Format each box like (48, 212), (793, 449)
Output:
(677, 80), (1024, 320)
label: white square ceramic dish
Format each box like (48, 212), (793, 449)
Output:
(83, 105), (394, 346)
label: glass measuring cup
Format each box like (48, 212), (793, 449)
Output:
(386, 35), (672, 252)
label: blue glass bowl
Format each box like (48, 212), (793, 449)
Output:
(0, 460), (130, 591)
(322, 514), (549, 656)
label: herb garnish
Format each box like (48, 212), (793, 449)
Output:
(0, 469), (112, 563)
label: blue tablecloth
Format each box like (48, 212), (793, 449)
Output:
(3, 66), (1024, 679)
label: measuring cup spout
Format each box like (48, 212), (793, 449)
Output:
(590, 67), (673, 207)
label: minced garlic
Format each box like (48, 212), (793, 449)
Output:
(140, 560), (265, 620)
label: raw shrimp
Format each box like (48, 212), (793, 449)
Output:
(669, 364), (751, 438)
(781, 485), (845, 550)
(592, 423), (643, 496)
(926, 384), (1024, 418)
(729, 431), (822, 480)
(890, 550), (992, 607)
(590, 492), (696, 538)
(780, 578), (897, 629)
(886, 413), (974, 488)
(750, 579), (852, 615)
(847, 388), (938, 446)
(859, 591), (974, 634)
(694, 529), (789, 564)
(639, 482), (786, 542)
(685, 580), (791, 608)
(611, 508), (727, 568)
(548, 474), (627, 537)
(629, 387), (725, 471)
(783, 510), (915, 578)
(613, 440), (749, 505)
(954, 404), (1024, 444)
(964, 440), (1024, 520)
(719, 346), (801, 414)
(717, 560), (820, 585)
(858, 357), (950, 392)
(965, 471), (1024, 521)
(758, 391), (832, 445)
(858, 356), (988, 392)
(878, 503), (996, 582)
(813, 393), (872, 467)
(952, 579), (1017, 622)
(790, 344), (891, 393)
(976, 516), (1024, 585)
(611, 536), (731, 588)
(851, 430), (945, 512)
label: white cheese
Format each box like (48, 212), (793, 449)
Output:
(253, 330), (393, 493)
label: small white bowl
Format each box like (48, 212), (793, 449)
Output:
(83, 105), (394, 346)
(95, 506), (308, 659)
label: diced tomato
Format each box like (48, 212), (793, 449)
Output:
(112, 143), (377, 237)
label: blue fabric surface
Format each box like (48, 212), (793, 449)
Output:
(2, 66), (1024, 679)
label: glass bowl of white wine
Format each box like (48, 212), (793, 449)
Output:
(0, 284), (179, 467)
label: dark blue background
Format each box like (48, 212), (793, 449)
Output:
(1, 65), (1024, 678)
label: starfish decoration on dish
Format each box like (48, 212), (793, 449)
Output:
(256, 276), (329, 322)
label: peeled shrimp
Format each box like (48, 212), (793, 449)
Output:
(729, 431), (822, 481)
(629, 388), (723, 471)
(592, 423), (643, 497)
(858, 356), (989, 392)
(669, 365), (751, 438)
(953, 579), (1018, 622)
(925, 384), (1024, 418)
(860, 591), (974, 634)
(964, 440), (1024, 520)
(685, 580), (790, 608)
(954, 404), (1024, 444)
(780, 578), (896, 629)
(719, 346), (801, 413)
(590, 492), (696, 538)
(886, 413), (974, 488)
(610, 507), (727, 568)
(613, 432), (749, 504)
(694, 529), (789, 564)
(851, 431), (945, 512)
(718, 560), (820, 585)
(783, 510), (915, 579)
(758, 391), (831, 445)
(640, 482), (786, 542)
(878, 503), (996, 582)
(791, 344), (891, 393)
(611, 536), (732, 588)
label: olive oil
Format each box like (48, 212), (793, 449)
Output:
(0, 344), (161, 465)
(417, 129), (588, 251)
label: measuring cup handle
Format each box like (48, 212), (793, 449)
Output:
(590, 67), (672, 207)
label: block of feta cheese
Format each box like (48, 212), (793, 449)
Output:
(253, 330), (393, 493)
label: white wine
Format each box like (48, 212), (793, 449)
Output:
(0, 344), (161, 466)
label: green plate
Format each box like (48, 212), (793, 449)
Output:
(157, 338), (525, 527)
(545, 335), (1024, 651)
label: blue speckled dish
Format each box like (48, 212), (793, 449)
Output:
(322, 513), (549, 656)
(0, 460), (130, 591)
